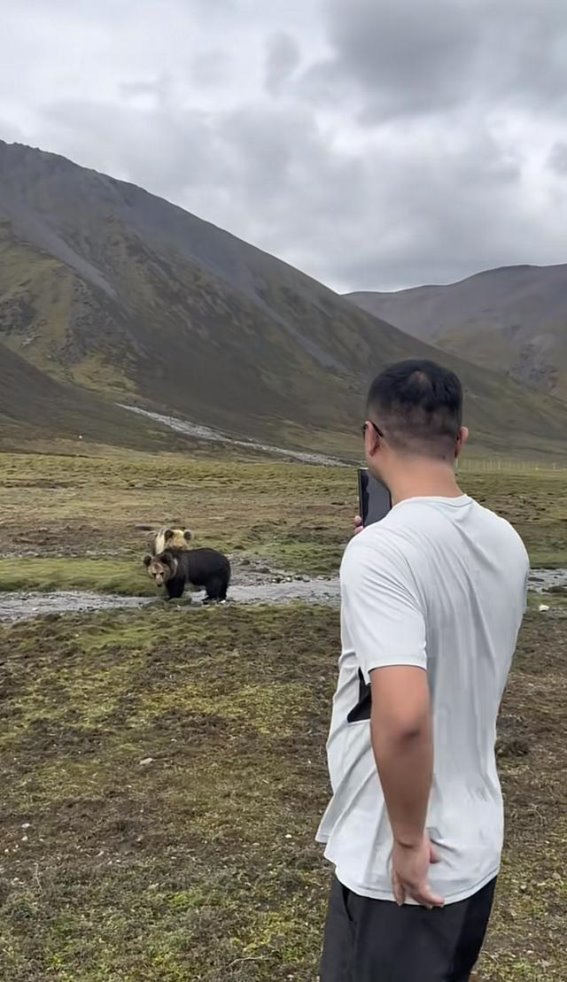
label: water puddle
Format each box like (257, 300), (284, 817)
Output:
(0, 591), (150, 621)
(528, 569), (567, 593)
(0, 569), (564, 623)
(0, 579), (340, 623)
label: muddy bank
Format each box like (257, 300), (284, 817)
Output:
(0, 568), (565, 623)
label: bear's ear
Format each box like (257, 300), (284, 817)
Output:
(164, 528), (174, 541)
(143, 555), (152, 567)
(183, 529), (193, 542)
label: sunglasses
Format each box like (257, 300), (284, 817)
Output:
(362, 420), (385, 439)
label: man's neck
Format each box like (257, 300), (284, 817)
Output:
(387, 460), (464, 506)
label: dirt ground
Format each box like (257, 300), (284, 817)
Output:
(0, 603), (565, 982)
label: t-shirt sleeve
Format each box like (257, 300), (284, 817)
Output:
(341, 536), (427, 680)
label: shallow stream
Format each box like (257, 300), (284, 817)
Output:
(0, 569), (565, 623)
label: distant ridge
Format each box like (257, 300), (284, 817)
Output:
(348, 263), (567, 402)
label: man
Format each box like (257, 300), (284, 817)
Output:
(317, 360), (529, 981)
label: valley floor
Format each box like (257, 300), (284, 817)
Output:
(0, 451), (565, 980)
(0, 451), (565, 592)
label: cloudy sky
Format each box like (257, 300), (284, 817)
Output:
(2, 0), (567, 291)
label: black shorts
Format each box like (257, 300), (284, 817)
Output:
(320, 875), (496, 982)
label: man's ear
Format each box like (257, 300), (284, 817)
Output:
(364, 421), (381, 459)
(455, 426), (469, 458)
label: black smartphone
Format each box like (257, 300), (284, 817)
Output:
(357, 467), (392, 526)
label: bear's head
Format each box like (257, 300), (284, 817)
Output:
(143, 551), (179, 586)
(150, 527), (192, 555)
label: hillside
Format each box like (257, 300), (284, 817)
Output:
(348, 264), (567, 401)
(2, 140), (567, 458)
(0, 340), (189, 452)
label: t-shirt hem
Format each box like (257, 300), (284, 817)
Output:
(327, 859), (500, 906)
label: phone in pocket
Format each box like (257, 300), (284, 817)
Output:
(357, 467), (392, 526)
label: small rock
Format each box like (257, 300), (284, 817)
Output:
(139, 757), (155, 767)
(539, 604), (550, 612)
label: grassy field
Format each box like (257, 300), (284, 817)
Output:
(0, 604), (565, 981)
(0, 451), (565, 595)
(0, 449), (566, 980)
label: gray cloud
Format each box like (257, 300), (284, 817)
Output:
(310, 0), (567, 121)
(120, 74), (174, 107)
(305, 0), (477, 119)
(265, 32), (301, 96)
(190, 50), (233, 88)
(1, 0), (567, 292)
(40, 100), (225, 199)
(548, 142), (567, 175)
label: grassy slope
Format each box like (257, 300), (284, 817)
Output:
(0, 604), (565, 981)
(2, 144), (567, 457)
(5, 226), (567, 459)
(436, 319), (567, 400)
(0, 219), (413, 456)
(0, 340), (191, 454)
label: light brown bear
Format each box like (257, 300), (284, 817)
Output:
(149, 527), (193, 556)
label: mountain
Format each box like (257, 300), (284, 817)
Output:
(348, 264), (567, 401)
(1, 140), (567, 459)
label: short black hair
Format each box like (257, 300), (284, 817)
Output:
(367, 359), (463, 458)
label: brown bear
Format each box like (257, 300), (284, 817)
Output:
(144, 547), (231, 604)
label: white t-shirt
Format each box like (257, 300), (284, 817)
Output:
(316, 495), (529, 904)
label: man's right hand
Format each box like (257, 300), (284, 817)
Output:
(391, 835), (445, 909)
(354, 515), (364, 535)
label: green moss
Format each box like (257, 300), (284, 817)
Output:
(0, 557), (151, 595)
